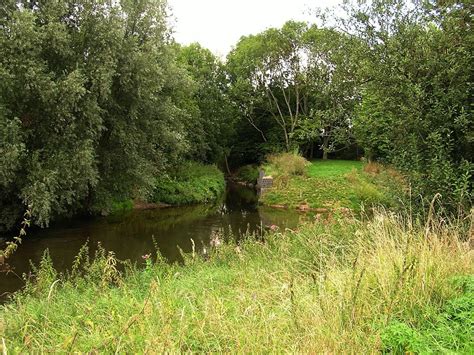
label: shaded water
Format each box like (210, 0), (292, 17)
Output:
(1, 183), (303, 299)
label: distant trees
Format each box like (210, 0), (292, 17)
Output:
(176, 43), (237, 164)
(227, 21), (358, 159)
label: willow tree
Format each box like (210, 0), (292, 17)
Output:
(0, 0), (190, 230)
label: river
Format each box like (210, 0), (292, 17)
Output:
(1, 183), (304, 300)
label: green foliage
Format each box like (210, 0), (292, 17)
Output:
(265, 153), (310, 177)
(227, 21), (357, 157)
(347, 0), (473, 211)
(109, 199), (134, 215)
(381, 276), (474, 354)
(235, 165), (259, 184)
(1, 210), (472, 352)
(176, 43), (237, 163)
(150, 162), (225, 205)
(0, 0), (202, 230)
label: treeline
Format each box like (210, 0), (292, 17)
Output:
(1, 0), (472, 231)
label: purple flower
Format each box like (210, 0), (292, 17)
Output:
(270, 224), (278, 231)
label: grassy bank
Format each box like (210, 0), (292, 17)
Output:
(150, 162), (225, 205)
(1, 210), (472, 353)
(260, 154), (405, 211)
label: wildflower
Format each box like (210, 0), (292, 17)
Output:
(270, 224), (279, 231)
(210, 232), (222, 248)
(142, 254), (151, 260)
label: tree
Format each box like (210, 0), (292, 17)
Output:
(228, 21), (358, 158)
(0, 0), (190, 230)
(303, 27), (360, 159)
(341, 0), (473, 208)
(227, 21), (312, 152)
(176, 43), (237, 164)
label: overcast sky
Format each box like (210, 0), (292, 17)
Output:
(168, 0), (341, 58)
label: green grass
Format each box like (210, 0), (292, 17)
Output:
(307, 159), (362, 178)
(0, 210), (472, 352)
(150, 162), (225, 205)
(261, 158), (405, 211)
(109, 199), (134, 214)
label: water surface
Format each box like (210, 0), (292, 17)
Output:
(1, 183), (303, 299)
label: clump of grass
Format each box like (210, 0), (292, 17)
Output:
(109, 199), (134, 214)
(0, 209), (472, 353)
(265, 153), (310, 177)
(150, 161), (225, 205)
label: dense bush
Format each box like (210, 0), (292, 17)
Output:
(349, 0), (473, 212)
(150, 162), (225, 205)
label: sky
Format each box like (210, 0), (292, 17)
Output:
(168, 0), (341, 58)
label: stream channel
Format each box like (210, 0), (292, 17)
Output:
(1, 183), (305, 300)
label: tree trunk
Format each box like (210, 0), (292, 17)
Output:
(224, 154), (231, 175)
(322, 135), (329, 160)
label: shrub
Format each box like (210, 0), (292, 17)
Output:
(150, 162), (225, 205)
(363, 161), (382, 174)
(266, 153), (310, 177)
(110, 199), (134, 214)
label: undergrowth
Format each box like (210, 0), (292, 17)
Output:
(150, 162), (225, 205)
(0, 209), (472, 353)
(234, 164), (259, 184)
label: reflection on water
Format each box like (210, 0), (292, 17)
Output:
(1, 183), (302, 298)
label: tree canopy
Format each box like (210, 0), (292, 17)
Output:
(0, 0), (471, 231)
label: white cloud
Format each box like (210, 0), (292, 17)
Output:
(168, 0), (341, 58)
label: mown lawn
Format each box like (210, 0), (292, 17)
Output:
(261, 159), (404, 211)
(307, 159), (362, 178)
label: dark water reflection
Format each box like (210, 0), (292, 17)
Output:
(1, 183), (302, 299)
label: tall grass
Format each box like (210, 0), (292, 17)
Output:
(0, 209), (472, 352)
(265, 152), (310, 177)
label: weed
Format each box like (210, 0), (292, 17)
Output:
(235, 165), (259, 184)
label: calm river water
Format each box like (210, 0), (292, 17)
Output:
(1, 183), (304, 299)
